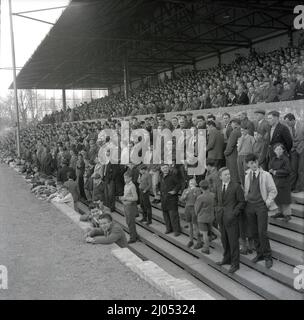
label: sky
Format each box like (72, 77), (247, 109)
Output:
(0, 0), (70, 98)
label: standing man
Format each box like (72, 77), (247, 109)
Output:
(160, 163), (182, 236)
(103, 152), (120, 212)
(138, 165), (153, 225)
(224, 118), (241, 184)
(244, 153), (277, 269)
(254, 109), (270, 170)
(206, 120), (225, 169)
(120, 170), (139, 243)
(284, 113), (304, 193)
(267, 110), (293, 160)
(215, 167), (245, 274)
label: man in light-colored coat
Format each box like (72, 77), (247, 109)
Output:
(244, 153), (277, 269)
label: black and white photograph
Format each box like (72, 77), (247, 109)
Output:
(0, 0), (304, 305)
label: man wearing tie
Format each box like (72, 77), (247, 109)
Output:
(215, 167), (245, 274)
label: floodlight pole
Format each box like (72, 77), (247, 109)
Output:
(8, 0), (21, 157)
(62, 89), (67, 111)
(123, 55), (129, 100)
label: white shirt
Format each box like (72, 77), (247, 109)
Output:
(222, 182), (228, 192)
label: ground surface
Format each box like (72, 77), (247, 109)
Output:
(0, 164), (170, 300)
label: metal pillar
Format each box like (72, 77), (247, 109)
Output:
(8, 0), (20, 157)
(171, 65), (175, 80)
(62, 89), (67, 111)
(218, 51), (222, 66)
(288, 28), (293, 47)
(123, 56), (129, 100)
(192, 58), (197, 71)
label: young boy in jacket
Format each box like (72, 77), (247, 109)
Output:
(120, 170), (139, 243)
(194, 180), (215, 254)
(138, 165), (153, 225)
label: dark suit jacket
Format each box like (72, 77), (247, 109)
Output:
(104, 162), (120, 182)
(224, 127), (241, 158)
(236, 92), (249, 105)
(256, 119), (270, 142)
(207, 127), (224, 160)
(214, 181), (245, 227)
(57, 165), (76, 183)
(160, 172), (181, 211)
(104, 162), (124, 196)
(295, 81), (304, 99)
(270, 122), (293, 154)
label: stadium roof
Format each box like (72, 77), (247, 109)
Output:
(13, 0), (298, 90)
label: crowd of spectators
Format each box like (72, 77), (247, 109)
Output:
(41, 46), (304, 124)
(1, 104), (304, 272)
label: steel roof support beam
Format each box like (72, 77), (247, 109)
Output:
(13, 13), (55, 25)
(13, 5), (68, 15)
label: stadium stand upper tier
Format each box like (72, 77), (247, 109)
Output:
(41, 46), (304, 124)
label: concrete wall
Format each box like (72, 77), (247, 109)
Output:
(121, 100), (304, 123)
(67, 100), (304, 125)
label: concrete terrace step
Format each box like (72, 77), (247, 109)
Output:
(78, 202), (258, 300)
(154, 196), (304, 219)
(146, 202), (303, 267)
(112, 205), (263, 300)
(291, 203), (304, 219)
(292, 192), (304, 205)
(151, 201), (304, 252)
(140, 204), (301, 291)
(129, 241), (225, 300)
(114, 202), (302, 300)
(268, 224), (304, 251)
(269, 215), (304, 234)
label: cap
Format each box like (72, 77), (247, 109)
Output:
(254, 109), (265, 115)
(230, 118), (241, 125)
(199, 180), (209, 188)
(268, 110), (280, 118)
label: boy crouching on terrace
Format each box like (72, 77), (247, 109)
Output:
(85, 213), (127, 247)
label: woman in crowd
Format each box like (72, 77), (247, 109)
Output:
(269, 143), (292, 222)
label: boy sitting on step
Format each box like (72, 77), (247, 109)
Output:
(52, 185), (75, 210)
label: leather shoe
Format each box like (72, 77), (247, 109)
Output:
(201, 247), (210, 254)
(165, 230), (173, 234)
(216, 260), (231, 266)
(251, 255), (264, 263)
(193, 242), (203, 250)
(145, 221), (152, 226)
(187, 241), (194, 248)
(265, 259), (273, 269)
(174, 232), (181, 237)
(240, 247), (248, 255)
(271, 212), (284, 219)
(128, 239), (137, 244)
(228, 265), (239, 274)
(139, 218), (147, 222)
